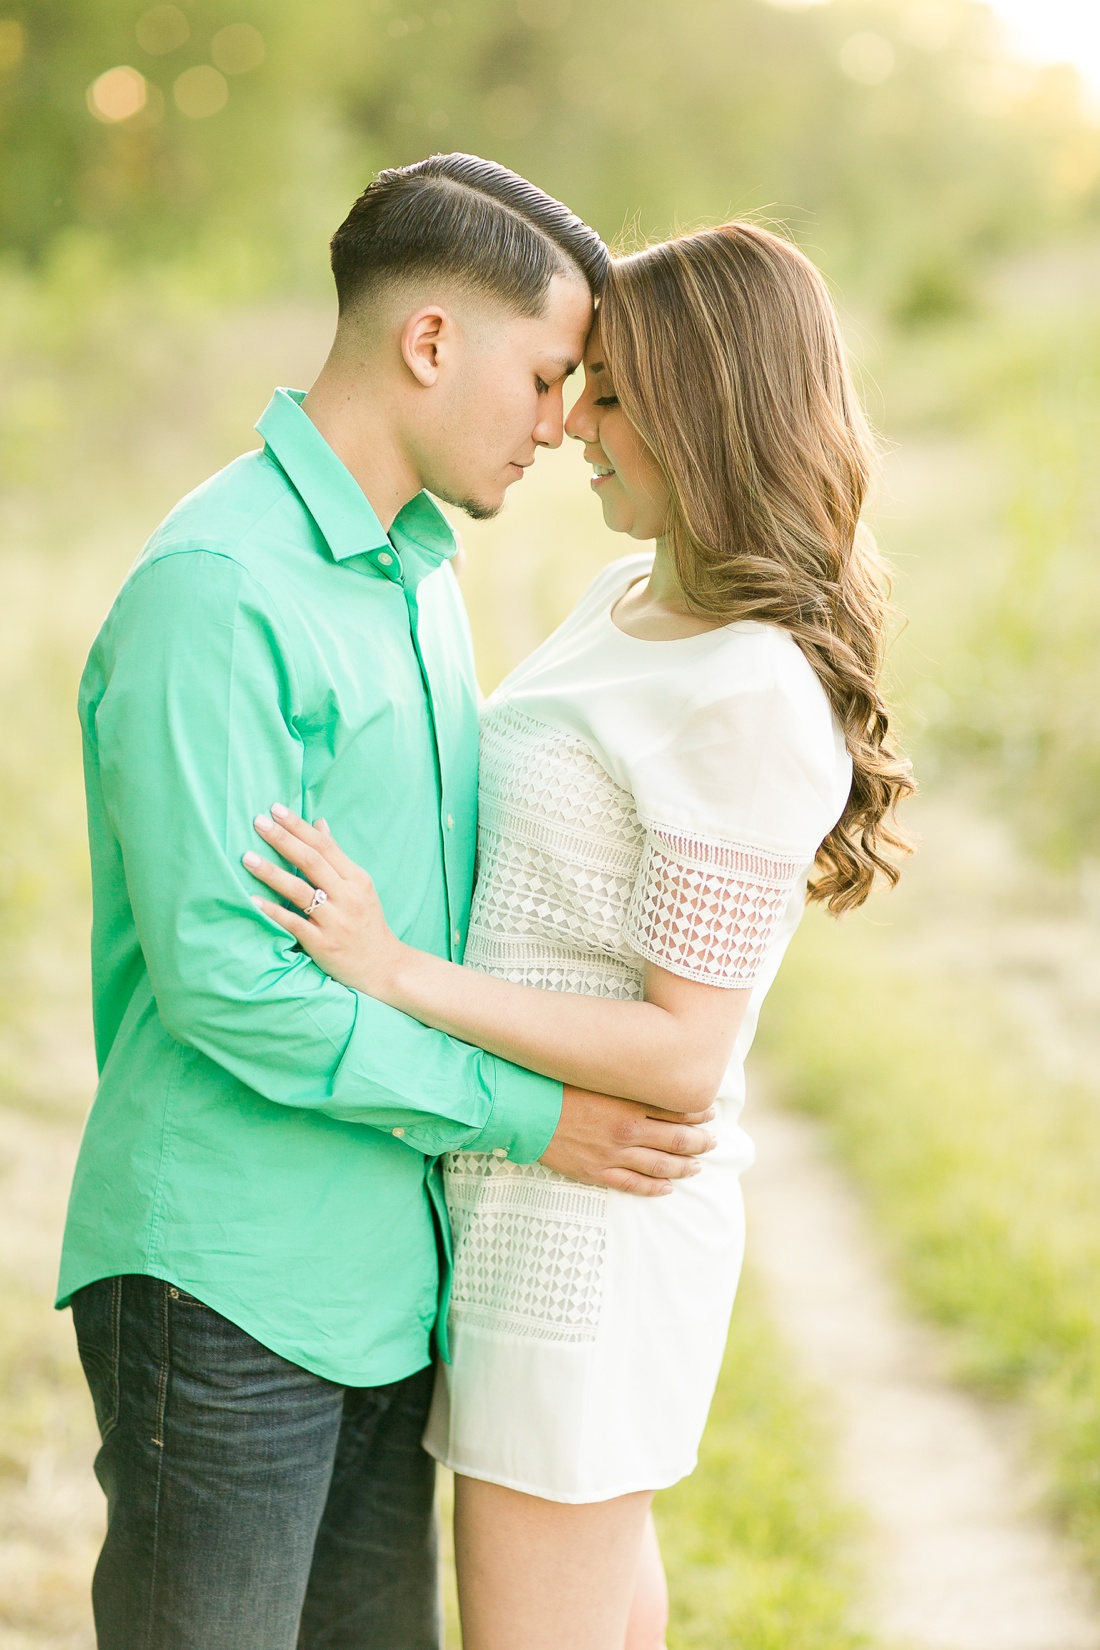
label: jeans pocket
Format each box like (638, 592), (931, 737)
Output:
(72, 1275), (123, 1439)
(166, 1285), (207, 1307)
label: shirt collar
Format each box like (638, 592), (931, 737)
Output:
(255, 388), (457, 584)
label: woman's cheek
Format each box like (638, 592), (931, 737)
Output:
(600, 478), (633, 533)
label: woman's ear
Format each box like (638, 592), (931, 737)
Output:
(400, 305), (453, 387)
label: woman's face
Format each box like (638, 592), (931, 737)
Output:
(565, 320), (670, 540)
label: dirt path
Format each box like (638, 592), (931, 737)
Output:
(744, 1093), (1100, 1650)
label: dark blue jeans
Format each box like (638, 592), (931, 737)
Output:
(72, 1274), (441, 1650)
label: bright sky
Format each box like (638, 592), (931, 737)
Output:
(984, 0), (1100, 94)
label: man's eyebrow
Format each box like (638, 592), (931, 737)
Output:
(549, 358), (580, 378)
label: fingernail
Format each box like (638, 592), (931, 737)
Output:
(243, 851), (261, 868)
(249, 895), (264, 908)
(271, 803), (291, 820)
(316, 818), (329, 832)
(255, 814), (273, 831)
(659, 1184), (673, 1196)
(687, 1163), (702, 1175)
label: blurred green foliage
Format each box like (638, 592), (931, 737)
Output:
(871, 245), (1100, 870)
(2, 0), (1100, 307)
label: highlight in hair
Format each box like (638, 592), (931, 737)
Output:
(599, 223), (912, 912)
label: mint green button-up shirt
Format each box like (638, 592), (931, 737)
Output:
(58, 388), (563, 1385)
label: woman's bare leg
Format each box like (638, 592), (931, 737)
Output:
(625, 1512), (669, 1650)
(454, 1475), (654, 1650)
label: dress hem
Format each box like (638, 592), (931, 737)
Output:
(422, 1441), (698, 1504)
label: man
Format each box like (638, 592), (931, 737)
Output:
(58, 154), (714, 1650)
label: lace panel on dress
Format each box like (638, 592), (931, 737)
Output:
(624, 822), (807, 988)
(446, 1157), (608, 1343)
(465, 702), (646, 996)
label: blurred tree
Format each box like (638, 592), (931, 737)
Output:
(0, 0), (1097, 304)
(315, 0), (1100, 300)
(0, 0), (307, 263)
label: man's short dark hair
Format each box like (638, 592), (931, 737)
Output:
(330, 152), (608, 317)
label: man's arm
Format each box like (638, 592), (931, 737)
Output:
(91, 548), (559, 1162)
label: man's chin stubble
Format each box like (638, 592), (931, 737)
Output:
(457, 497), (504, 522)
(432, 484), (503, 523)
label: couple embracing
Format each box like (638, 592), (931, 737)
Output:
(59, 154), (910, 1650)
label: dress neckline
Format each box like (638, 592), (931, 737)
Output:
(603, 558), (739, 647)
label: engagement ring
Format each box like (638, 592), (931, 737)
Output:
(304, 888), (328, 917)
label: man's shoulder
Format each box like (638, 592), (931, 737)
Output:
(84, 450), (312, 685)
(138, 446), (315, 580)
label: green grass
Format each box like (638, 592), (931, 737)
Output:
(757, 898), (1100, 1563)
(658, 1272), (868, 1650)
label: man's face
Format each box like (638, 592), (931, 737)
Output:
(413, 273), (593, 520)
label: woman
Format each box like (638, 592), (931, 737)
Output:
(245, 223), (911, 1649)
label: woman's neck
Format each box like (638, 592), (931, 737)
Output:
(644, 538), (688, 610)
(611, 537), (725, 641)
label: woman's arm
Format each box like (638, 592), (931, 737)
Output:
(246, 807), (750, 1113)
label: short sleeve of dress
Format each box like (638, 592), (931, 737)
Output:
(621, 637), (851, 989)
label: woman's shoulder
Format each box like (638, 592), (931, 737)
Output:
(669, 624), (848, 778)
(687, 619), (829, 711)
(635, 627), (852, 853)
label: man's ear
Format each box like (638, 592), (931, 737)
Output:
(400, 305), (455, 387)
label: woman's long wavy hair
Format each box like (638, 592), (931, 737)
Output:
(599, 223), (913, 913)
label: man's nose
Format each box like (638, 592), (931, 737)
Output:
(534, 386), (566, 449)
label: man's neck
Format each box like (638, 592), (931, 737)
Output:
(301, 364), (422, 533)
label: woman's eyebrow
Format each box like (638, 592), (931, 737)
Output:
(588, 359), (606, 374)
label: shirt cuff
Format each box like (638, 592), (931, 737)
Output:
(463, 1061), (563, 1164)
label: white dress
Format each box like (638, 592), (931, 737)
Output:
(423, 552), (852, 1502)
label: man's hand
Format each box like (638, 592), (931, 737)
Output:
(540, 1085), (717, 1198)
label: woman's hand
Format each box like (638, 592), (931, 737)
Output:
(243, 804), (405, 1000)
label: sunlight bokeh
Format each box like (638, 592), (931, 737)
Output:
(987, 0), (1100, 93)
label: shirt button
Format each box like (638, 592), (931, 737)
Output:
(453, 928), (461, 947)
(377, 551), (394, 567)
(446, 814), (454, 830)
(492, 1147), (508, 1160)
(392, 1126), (405, 1138)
